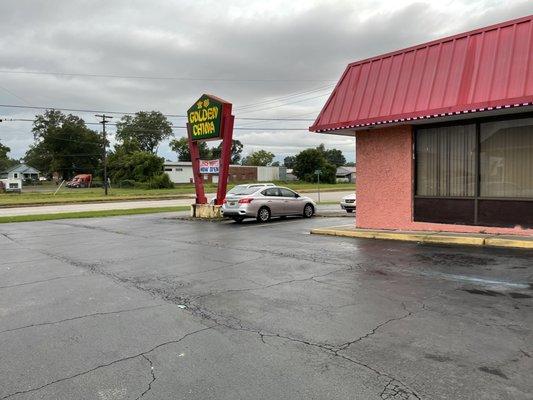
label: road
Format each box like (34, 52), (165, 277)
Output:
(0, 214), (531, 399)
(0, 190), (352, 217)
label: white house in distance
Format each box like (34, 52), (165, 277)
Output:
(0, 163), (41, 181)
(164, 161), (194, 184)
(163, 161), (283, 184)
(336, 166), (356, 183)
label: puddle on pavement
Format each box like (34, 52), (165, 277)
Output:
(462, 288), (505, 297)
(415, 253), (494, 267)
(460, 287), (532, 299)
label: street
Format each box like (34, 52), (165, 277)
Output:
(0, 190), (353, 217)
(0, 213), (532, 399)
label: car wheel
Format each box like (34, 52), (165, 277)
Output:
(257, 207), (271, 223)
(303, 203), (314, 218)
(346, 209), (354, 213)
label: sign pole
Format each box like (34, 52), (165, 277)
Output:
(186, 94), (233, 212)
(317, 171), (321, 203)
(215, 114), (234, 205)
(187, 123), (207, 204)
(315, 169), (321, 203)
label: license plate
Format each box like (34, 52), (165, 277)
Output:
(229, 202), (236, 206)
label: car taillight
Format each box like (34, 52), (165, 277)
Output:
(238, 198), (253, 204)
(223, 199), (227, 204)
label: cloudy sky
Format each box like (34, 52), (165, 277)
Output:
(0, 0), (532, 163)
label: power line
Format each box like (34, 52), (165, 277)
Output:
(235, 92), (331, 115)
(0, 69), (336, 83)
(234, 84), (334, 110)
(0, 85), (32, 105)
(1, 117), (311, 131)
(0, 104), (315, 121)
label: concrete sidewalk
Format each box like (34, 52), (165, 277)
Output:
(311, 225), (533, 249)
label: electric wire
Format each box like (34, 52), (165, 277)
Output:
(0, 69), (335, 83)
(1, 118), (311, 131)
(0, 104), (316, 122)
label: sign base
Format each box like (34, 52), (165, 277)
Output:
(190, 204), (223, 219)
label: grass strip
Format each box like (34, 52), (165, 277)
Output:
(0, 182), (355, 207)
(0, 206), (190, 224)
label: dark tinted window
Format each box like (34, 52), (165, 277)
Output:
(480, 117), (533, 198)
(416, 124), (476, 197)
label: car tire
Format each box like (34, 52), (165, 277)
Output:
(346, 209), (354, 213)
(257, 207), (271, 223)
(303, 203), (314, 218)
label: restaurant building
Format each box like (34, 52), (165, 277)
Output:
(311, 15), (533, 236)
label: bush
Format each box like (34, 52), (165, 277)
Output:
(147, 173), (174, 189)
(119, 179), (136, 188)
(108, 150), (164, 182)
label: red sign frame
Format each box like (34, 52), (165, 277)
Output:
(187, 94), (234, 205)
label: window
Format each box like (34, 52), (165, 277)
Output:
(231, 186), (260, 196)
(480, 118), (533, 198)
(416, 124), (476, 197)
(262, 188), (280, 196)
(279, 188), (297, 198)
(164, 168), (173, 172)
(13, 173), (18, 178)
(415, 114), (533, 228)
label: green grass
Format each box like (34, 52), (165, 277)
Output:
(0, 181), (355, 207)
(0, 206), (190, 224)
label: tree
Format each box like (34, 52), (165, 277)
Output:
(108, 150), (164, 182)
(0, 142), (18, 172)
(283, 156), (295, 169)
(115, 111), (173, 153)
(169, 137), (211, 161)
(324, 148), (346, 167)
(316, 143), (346, 167)
(242, 150), (275, 166)
(25, 110), (102, 179)
(271, 161), (280, 167)
(211, 139), (244, 164)
(293, 148), (336, 183)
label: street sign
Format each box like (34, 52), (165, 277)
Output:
(187, 95), (223, 141)
(314, 169), (321, 175)
(199, 159), (220, 174)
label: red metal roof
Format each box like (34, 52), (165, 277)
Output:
(310, 15), (533, 133)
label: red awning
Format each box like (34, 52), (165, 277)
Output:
(311, 15), (533, 133)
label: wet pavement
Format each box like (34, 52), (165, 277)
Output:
(0, 214), (532, 399)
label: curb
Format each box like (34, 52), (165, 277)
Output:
(310, 227), (533, 249)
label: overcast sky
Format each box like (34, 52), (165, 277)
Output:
(0, 0), (532, 163)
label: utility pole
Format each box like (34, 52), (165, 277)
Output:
(95, 114), (113, 195)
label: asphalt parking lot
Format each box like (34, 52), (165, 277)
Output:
(1, 213), (532, 400)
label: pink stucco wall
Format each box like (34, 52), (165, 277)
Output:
(355, 125), (533, 236)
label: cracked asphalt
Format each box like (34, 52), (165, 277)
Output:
(0, 213), (532, 399)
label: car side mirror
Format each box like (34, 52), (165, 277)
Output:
(295, 194), (300, 198)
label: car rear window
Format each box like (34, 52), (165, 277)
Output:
(230, 186), (260, 195)
(262, 188), (280, 196)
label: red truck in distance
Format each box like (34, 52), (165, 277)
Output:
(66, 174), (93, 188)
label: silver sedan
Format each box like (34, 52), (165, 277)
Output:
(221, 186), (316, 223)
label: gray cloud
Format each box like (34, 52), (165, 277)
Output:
(0, 0), (531, 162)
